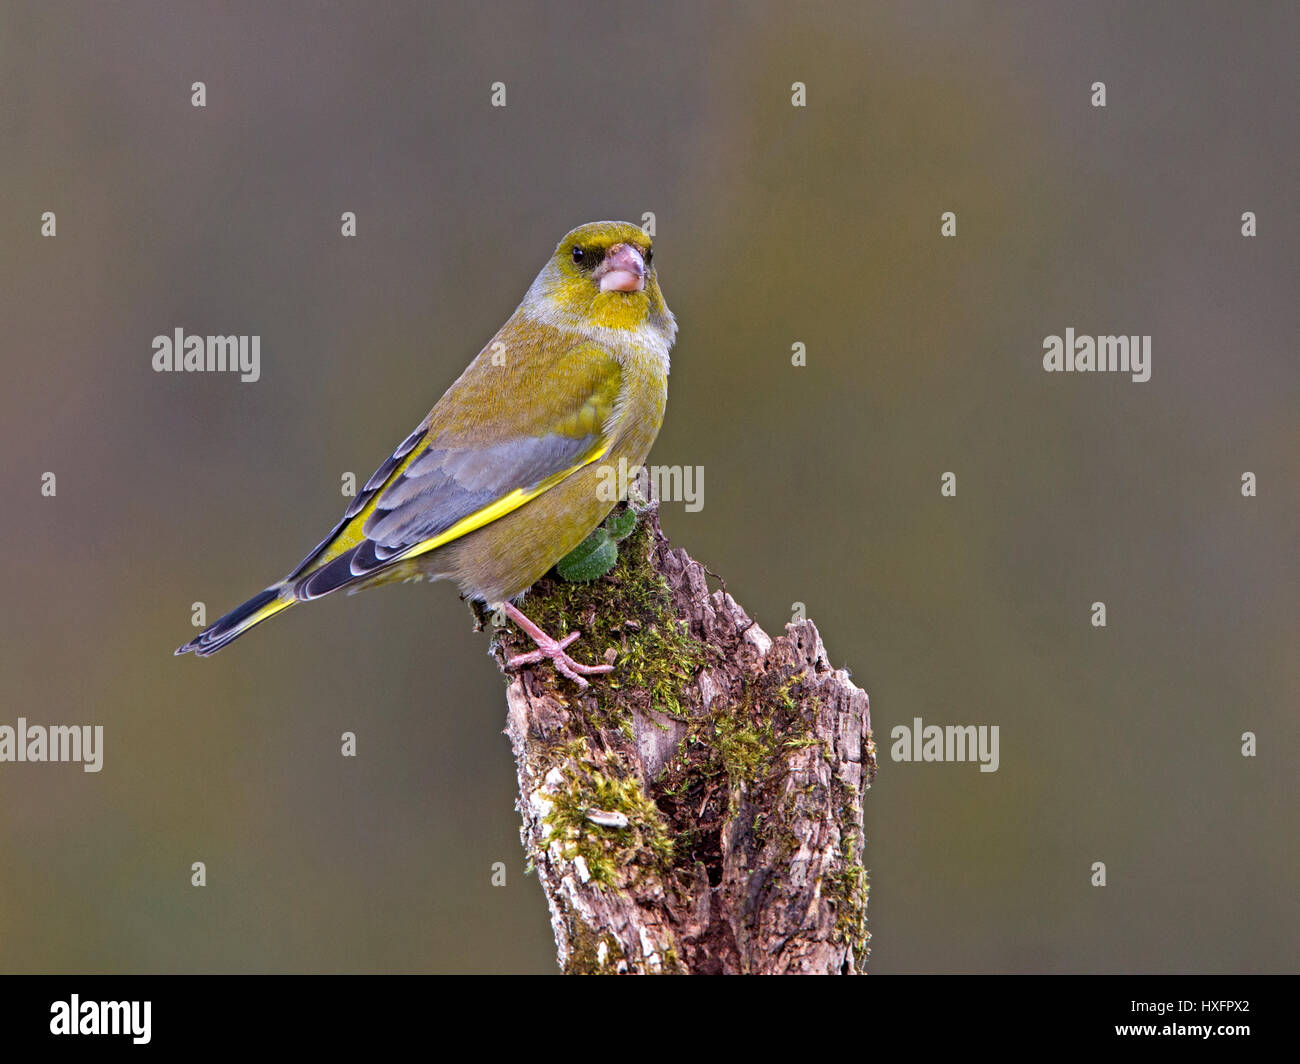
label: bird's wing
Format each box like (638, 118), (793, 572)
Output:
(284, 339), (622, 600)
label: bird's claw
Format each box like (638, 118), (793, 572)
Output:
(507, 630), (614, 689)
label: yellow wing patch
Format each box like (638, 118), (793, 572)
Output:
(307, 437), (430, 566)
(396, 443), (609, 564)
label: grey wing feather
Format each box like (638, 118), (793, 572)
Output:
(292, 431), (598, 600)
(364, 436), (593, 551)
(285, 425), (428, 582)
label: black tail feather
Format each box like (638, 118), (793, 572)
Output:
(175, 586), (284, 657)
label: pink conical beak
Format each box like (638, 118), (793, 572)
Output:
(598, 244), (646, 293)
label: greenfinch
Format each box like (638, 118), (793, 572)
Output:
(177, 220), (676, 686)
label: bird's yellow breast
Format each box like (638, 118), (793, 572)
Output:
(432, 338), (667, 603)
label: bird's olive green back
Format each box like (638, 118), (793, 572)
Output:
(282, 329), (624, 598)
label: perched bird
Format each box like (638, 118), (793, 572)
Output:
(177, 220), (676, 686)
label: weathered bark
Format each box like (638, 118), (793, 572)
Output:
(490, 496), (875, 974)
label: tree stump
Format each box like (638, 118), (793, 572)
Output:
(491, 497), (875, 974)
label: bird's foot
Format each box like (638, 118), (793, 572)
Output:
(500, 601), (613, 690)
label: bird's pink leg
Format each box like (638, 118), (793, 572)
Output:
(500, 601), (614, 689)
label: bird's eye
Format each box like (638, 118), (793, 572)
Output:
(644, 246), (653, 265)
(571, 246), (585, 264)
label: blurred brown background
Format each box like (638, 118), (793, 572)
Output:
(1, 1), (1296, 973)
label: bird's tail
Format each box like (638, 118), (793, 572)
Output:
(174, 584), (296, 657)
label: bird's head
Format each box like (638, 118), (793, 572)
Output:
(523, 221), (676, 347)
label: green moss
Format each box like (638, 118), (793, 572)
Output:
(541, 738), (675, 888)
(652, 667), (823, 886)
(564, 924), (628, 975)
(825, 781), (871, 961)
(715, 713), (778, 785)
(828, 856), (870, 960)
(505, 504), (871, 966)
(564, 919), (684, 975)
(711, 669), (816, 795)
(501, 504), (708, 728)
